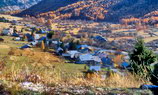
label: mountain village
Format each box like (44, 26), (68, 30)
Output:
(1, 0), (158, 94)
(0, 14), (158, 94)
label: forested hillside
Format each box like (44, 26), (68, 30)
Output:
(17, 0), (158, 22)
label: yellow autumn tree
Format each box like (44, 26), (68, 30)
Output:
(113, 55), (123, 68)
(41, 41), (45, 51)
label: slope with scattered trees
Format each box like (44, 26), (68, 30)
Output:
(17, 0), (158, 22)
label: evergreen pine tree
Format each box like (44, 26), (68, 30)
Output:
(69, 40), (77, 50)
(130, 38), (157, 78)
(13, 26), (17, 33)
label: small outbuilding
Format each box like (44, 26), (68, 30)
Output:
(101, 57), (114, 68)
(2, 28), (13, 35)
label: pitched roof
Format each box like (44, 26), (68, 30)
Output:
(67, 50), (80, 58)
(79, 54), (101, 62)
(94, 35), (107, 42)
(89, 66), (101, 71)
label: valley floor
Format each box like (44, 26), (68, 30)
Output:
(0, 14), (156, 94)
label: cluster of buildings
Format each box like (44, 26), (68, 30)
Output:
(0, 18), (131, 72)
(55, 43), (130, 71)
(2, 26), (130, 72)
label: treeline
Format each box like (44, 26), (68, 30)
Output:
(121, 16), (158, 26)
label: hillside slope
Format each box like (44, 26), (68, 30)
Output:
(17, 0), (80, 16)
(0, 0), (41, 12)
(17, 0), (158, 22)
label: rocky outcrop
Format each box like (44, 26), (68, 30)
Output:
(0, 0), (41, 12)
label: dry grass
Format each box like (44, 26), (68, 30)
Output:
(0, 38), (150, 94)
(0, 48), (147, 90)
(59, 72), (147, 88)
(108, 37), (134, 41)
(0, 45), (10, 49)
(0, 22), (11, 32)
(0, 14), (23, 32)
(144, 36), (158, 43)
(8, 48), (61, 63)
(0, 48), (148, 89)
(0, 14), (22, 21)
